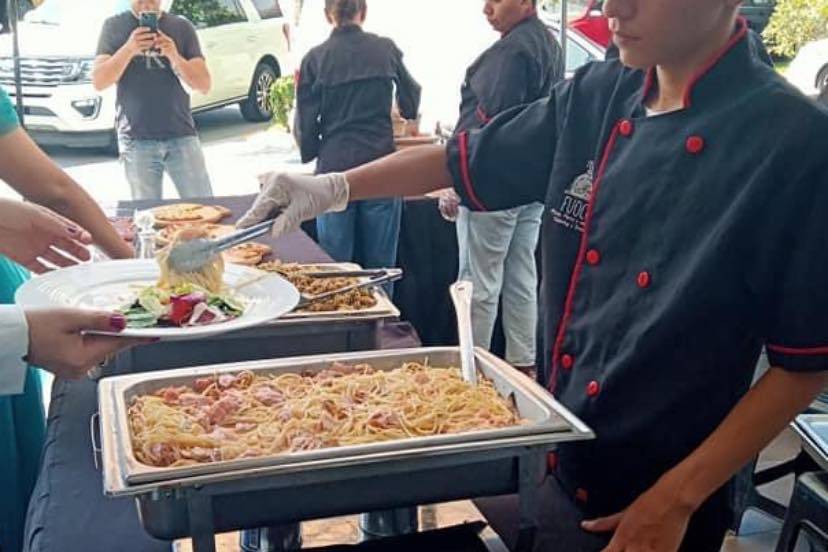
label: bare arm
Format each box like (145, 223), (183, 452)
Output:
(157, 31), (211, 95)
(92, 27), (154, 91)
(168, 54), (211, 95)
(0, 129), (133, 259)
(669, 367), (826, 508)
(346, 145), (453, 200)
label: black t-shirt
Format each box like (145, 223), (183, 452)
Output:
(97, 11), (204, 140)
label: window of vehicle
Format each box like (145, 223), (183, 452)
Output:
(549, 27), (598, 73)
(565, 39), (594, 72)
(170, 0), (247, 29)
(250, 0), (283, 19)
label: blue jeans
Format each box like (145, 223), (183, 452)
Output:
(119, 135), (213, 200)
(456, 203), (544, 367)
(317, 199), (402, 286)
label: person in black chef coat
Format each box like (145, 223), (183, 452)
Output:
(294, 0), (421, 273)
(440, 0), (563, 377)
(241, 0), (828, 549)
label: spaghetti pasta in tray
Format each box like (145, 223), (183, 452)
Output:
(127, 361), (525, 468)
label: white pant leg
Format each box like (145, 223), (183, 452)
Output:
(457, 207), (520, 350)
(501, 203), (544, 366)
(456, 206), (472, 282)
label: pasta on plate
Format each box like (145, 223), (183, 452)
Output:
(119, 227), (245, 328)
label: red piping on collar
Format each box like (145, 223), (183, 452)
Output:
(638, 18), (748, 109)
(640, 67), (656, 105)
(457, 131), (487, 211)
(767, 344), (828, 356)
(549, 123), (621, 393)
(682, 17), (748, 108)
(476, 104), (492, 125)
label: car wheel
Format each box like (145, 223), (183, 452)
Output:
(817, 65), (828, 95)
(240, 63), (278, 123)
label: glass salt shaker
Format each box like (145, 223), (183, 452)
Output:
(133, 209), (157, 260)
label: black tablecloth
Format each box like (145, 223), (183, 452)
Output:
(23, 196), (420, 552)
(394, 198), (460, 347)
(394, 198), (518, 362)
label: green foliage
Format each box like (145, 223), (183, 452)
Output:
(268, 75), (296, 131)
(764, 0), (828, 58)
(171, 0), (244, 28)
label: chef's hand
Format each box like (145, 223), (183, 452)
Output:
(0, 200), (92, 273)
(24, 309), (154, 380)
(436, 188), (460, 222)
(581, 479), (693, 552)
(237, 172), (350, 238)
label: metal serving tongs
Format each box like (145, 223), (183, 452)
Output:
(166, 218), (276, 273)
(450, 280), (478, 385)
(296, 268), (403, 309)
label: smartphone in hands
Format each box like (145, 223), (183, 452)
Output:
(139, 11), (158, 33)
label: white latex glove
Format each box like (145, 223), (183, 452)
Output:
(237, 172), (350, 238)
(437, 188), (461, 222)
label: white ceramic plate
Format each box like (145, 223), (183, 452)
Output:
(15, 260), (300, 340)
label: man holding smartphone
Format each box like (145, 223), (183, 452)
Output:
(92, 0), (214, 200)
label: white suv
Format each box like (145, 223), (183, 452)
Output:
(0, 0), (293, 149)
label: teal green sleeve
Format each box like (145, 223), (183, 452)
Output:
(0, 89), (20, 136)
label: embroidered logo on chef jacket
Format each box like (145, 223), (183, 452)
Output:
(551, 162), (594, 233)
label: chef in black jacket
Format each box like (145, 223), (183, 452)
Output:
(294, 0), (421, 272)
(242, 0), (828, 549)
(442, 0), (563, 377)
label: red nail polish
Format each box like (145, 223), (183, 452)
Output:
(110, 314), (127, 331)
(67, 226), (80, 235)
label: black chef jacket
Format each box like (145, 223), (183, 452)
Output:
(447, 18), (828, 517)
(455, 13), (563, 133)
(295, 25), (421, 174)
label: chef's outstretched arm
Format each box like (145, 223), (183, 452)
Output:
(239, 92), (562, 236)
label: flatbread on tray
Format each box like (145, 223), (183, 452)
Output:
(152, 204), (231, 227)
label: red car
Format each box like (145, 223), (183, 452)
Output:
(566, 0), (777, 48)
(569, 0), (612, 48)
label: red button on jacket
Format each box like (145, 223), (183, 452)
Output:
(619, 119), (634, 137)
(575, 488), (589, 503)
(547, 452), (558, 472)
(686, 135), (705, 154)
(586, 249), (601, 265)
(561, 354), (574, 370)
(637, 271), (651, 289)
(587, 380), (601, 397)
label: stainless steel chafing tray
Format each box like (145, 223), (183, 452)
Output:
(97, 347), (593, 549)
(263, 263), (400, 324)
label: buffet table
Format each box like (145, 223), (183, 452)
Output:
(23, 195), (578, 552)
(22, 196), (420, 552)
